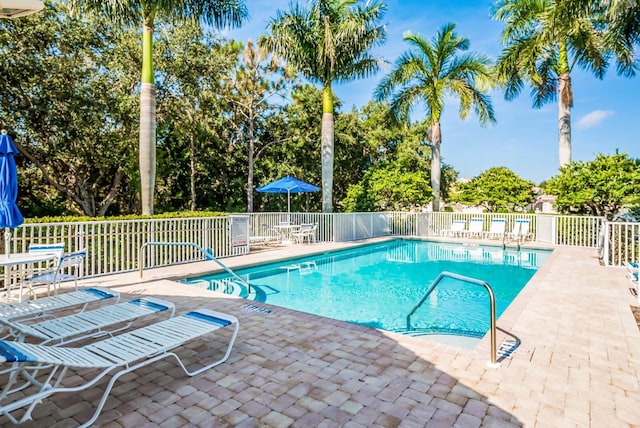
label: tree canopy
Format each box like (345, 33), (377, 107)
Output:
(545, 153), (640, 218)
(451, 167), (536, 212)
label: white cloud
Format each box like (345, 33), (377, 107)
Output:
(576, 110), (614, 130)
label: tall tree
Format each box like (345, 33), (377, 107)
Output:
(492, 0), (633, 168)
(154, 23), (242, 212)
(375, 24), (495, 211)
(228, 40), (290, 213)
(0, 7), (139, 216)
(259, 0), (387, 213)
(67, 0), (247, 215)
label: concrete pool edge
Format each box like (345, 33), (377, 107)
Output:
(179, 238), (556, 351)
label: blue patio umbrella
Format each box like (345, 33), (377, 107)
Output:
(0, 130), (24, 254)
(256, 176), (320, 213)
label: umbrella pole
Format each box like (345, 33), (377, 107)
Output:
(287, 190), (291, 222)
(4, 228), (9, 257)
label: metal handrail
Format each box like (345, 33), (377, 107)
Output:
(406, 271), (499, 367)
(139, 241), (251, 293)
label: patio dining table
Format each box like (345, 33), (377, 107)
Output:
(0, 252), (58, 302)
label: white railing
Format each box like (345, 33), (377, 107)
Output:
(4, 212), (635, 278)
(602, 221), (640, 267)
(553, 215), (603, 247)
(5, 216), (241, 278)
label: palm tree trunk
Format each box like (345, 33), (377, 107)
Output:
(139, 24), (156, 215)
(321, 84), (334, 213)
(189, 132), (196, 211)
(558, 72), (572, 167)
(139, 83), (156, 215)
(430, 122), (442, 212)
(247, 106), (255, 213)
(557, 42), (572, 168)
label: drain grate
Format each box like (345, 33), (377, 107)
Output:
(497, 338), (533, 359)
(497, 338), (518, 358)
(241, 304), (274, 314)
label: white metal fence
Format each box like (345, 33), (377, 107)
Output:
(2, 212), (635, 279)
(602, 221), (640, 267)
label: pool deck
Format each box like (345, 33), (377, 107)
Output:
(4, 237), (640, 427)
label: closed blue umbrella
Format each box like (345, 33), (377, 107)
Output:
(0, 130), (24, 254)
(256, 176), (320, 213)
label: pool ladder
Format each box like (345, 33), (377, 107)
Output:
(406, 271), (499, 368)
(138, 241), (252, 294)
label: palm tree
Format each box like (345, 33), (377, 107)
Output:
(259, 0), (387, 213)
(375, 24), (495, 212)
(492, 0), (629, 168)
(68, 0), (247, 214)
(559, 0), (638, 76)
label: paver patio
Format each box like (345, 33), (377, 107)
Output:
(1, 240), (639, 427)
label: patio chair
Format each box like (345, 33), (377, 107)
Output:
(440, 219), (466, 237)
(507, 219), (532, 242)
(484, 218), (507, 240)
(0, 308), (239, 427)
(0, 296), (175, 346)
(27, 242), (65, 258)
(463, 218), (485, 238)
(292, 223), (317, 244)
(21, 249), (87, 298)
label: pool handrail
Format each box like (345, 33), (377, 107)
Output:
(138, 241), (251, 294)
(406, 271), (499, 368)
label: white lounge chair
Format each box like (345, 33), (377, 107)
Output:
(484, 218), (507, 240)
(464, 218), (485, 238)
(0, 287), (119, 323)
(440, 219), (466, 237)
(507, 219), (533, 242)
(0, 308), (239, 427)
(249, 225), (281, 247)
(1, 297), (175, 345)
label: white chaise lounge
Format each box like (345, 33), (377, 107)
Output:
(1, 297), (175, 345)
(0, 308), (239, 427)
(0, 287), (119, 324)
(484, 218), (506, 240)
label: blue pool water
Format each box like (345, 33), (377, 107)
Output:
(181, 240), (550, 337)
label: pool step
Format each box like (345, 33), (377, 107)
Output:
(390, 327), (484, 339)
(187, 278), (249, 298)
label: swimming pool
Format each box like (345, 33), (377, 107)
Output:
(181, 240), (550, 338)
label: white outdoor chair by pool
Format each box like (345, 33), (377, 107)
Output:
(27, 243), (65, 258)
(292, 223), (317, 244)
(21, 249), (87, 298)
(249, 224), (281, 247)
(440, 219), (466, 237)
(463, 218), (485, 238)
(507, 219), (532, 242)
(0, 287), (119, 325)
(0, 296), (175, 346)
(0, 308), (239, 427)
(484, 218), (506, 240)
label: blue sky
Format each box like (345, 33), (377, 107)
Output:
(224, 0), (639, 184)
